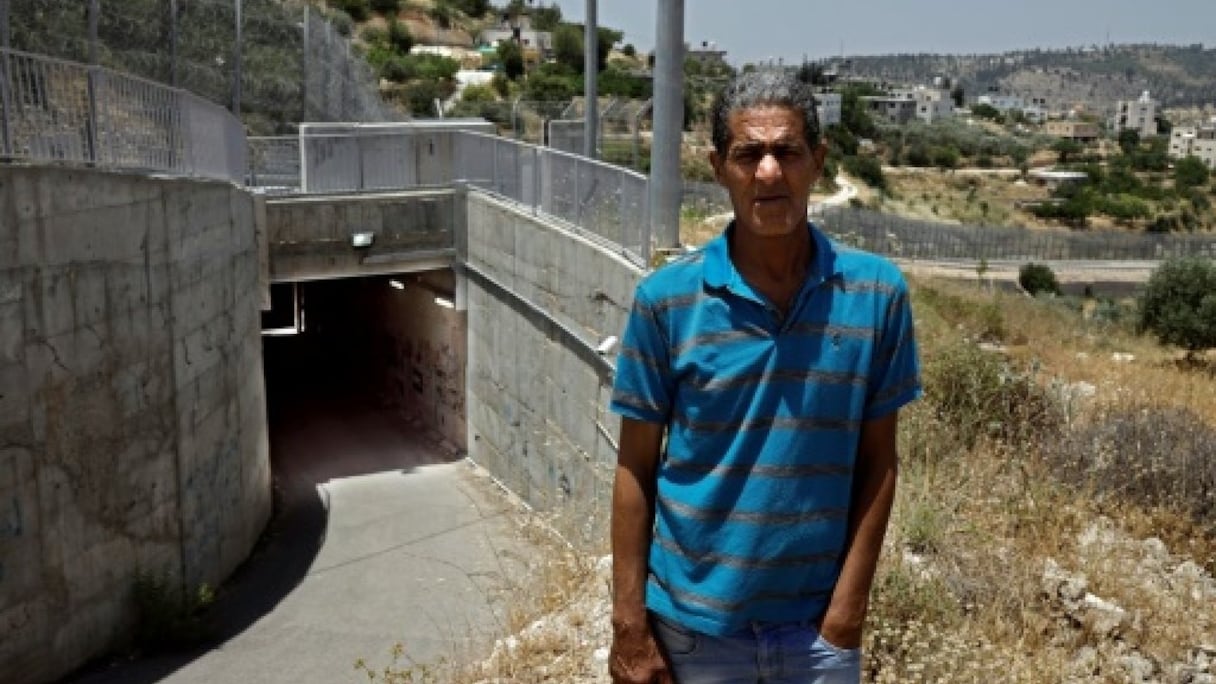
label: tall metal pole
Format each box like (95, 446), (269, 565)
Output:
(649, 0), (684, 250)
(86, 0), (100, 164)
(169, 0), (178, 87)
(0, 0), (9, 49)
(301, 4), (310, 122)
(583, 0), (597, 159)
(232, 0), (242, 116)
(0, 0), (11, 157)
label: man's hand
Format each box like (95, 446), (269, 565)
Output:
(817, 606), (864, 650)
(609, 617), (673, 684)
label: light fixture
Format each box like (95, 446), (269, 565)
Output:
(389, 279), (405, 290)
(434, 296), (455, 309)
(351, 232), (374, 248)
(596, 335), (619, 356)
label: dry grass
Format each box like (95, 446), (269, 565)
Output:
(367, 276), (1216, 682)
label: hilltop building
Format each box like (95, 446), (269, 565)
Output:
(815, 91), (842, 127)
(1170, 125), (1216, 169)
(976, 93), (1048, 123)
(479, 13), (553, 68)
(861, 86), (953, 125)
(687, 40), (729, 69)
(1112, 91), (1158, 138)
(1045, 120), (1100, 142)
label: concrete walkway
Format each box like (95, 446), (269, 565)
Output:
(66, 386), (537, 683)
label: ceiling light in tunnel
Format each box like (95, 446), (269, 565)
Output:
(434, 296), (455, 309)
(390, 279), (405, 290)
(351, 232), (374, 248)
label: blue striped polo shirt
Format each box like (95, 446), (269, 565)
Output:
(610, 221), (922, 637)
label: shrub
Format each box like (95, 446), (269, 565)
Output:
(388, 19), (413, 53)
(370, 0), (400, 14)
(842, 155), (887, 191)
(329, 10), (354, 36)
(1018, 263), (1061, 296)
(1139, 256), (1216, 352)
(1046, 405), (1216, 529)
(335, 0), (370, 21)
(922, 342), (1063, 450)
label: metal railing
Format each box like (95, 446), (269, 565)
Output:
(818, 205), (1216, 261)
(1, 48), (246, 183)
(453, 131), (651, 266)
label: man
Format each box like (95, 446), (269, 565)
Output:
(608, 70), (921, 684)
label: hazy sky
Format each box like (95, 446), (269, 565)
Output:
(547, 0), (1215, 65)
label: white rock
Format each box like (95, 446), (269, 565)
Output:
(1111, 352), (1136, 363)
(593, 646), (610, 663)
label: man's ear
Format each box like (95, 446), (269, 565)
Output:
(709, 149), (724, 184)
(810, 142), (829, 182)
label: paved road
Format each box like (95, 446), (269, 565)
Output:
(65, 340), (536, 684)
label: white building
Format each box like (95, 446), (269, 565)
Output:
(1113, 91), (1158, 138)
(1170, 126), (1216, 169)
(976, 93), (1048, 123)
(815, 92), (842, 127)
(910, 87), (954, 124)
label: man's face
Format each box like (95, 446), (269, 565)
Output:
(710, 105), (826, 240)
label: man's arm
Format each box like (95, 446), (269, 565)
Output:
(609, 417), (673, 684)
(819, 410), (901, 649)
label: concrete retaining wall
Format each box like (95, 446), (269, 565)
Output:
(462, 191), (642, 544)
(266, 190), (457, 283)
(0, 167), (270, 684)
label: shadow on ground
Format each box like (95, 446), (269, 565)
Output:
(61, 333), (457, 683)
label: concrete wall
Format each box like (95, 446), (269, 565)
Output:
(462, 191), (642, 545)
(266, 190), (457, 283)
(0, 167), (270, 684)
(369, 271), (468, 450)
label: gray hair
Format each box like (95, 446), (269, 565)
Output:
(710, 70), (821, 156)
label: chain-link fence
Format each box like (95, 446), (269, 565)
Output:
(818, 205), (1216, 261)
(4, 0), (397, 134)
(1, 47), (246, 182)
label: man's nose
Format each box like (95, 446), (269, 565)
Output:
(757, 153), (782, 182)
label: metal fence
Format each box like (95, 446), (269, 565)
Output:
(818, 205), (1216, 261)
(453, 131), (651, 265)
(0, 47), (246, 182)
(4, 0), (396, 133)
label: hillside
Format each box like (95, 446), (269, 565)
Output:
(842, 44), (1216, 113)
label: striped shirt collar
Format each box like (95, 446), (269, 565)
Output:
(703, 221), (841, 294)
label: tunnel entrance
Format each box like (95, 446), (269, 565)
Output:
(261, 270), (468, 481)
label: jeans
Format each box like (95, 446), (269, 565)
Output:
(650, 612), (862, 684)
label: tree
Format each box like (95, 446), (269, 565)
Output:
(531, 3), (563, 31)
(843, 155), (887, 191)
(553, 24), (584, 72)
(1019, 263), (1061, 296)
(950, 85), (965, 108)
(970, 103), (1002, 121)
(1052, 138), (1083, 163)
(1175, 155), (1211, 190)
(388, 19), (413, 54)
(444, 0), (491, 17)
(1139, 257), (1216, 354)
(1118, 128), (1140, 155)
(370, 0), (400, 14)
(497, 40), (525, 81)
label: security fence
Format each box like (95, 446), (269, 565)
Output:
(818, 205), (1216, 261)
(0, 47), (246, 182)
(245, 126), (652, 264)
(453, 131), (651, 266)
(4, 0), (396, 133)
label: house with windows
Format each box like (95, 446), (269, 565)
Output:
(1113, 91), (1159, 138)
(1170, 125), (1216, 169)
